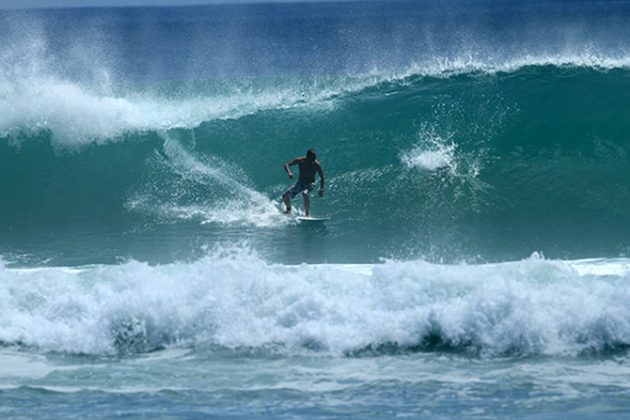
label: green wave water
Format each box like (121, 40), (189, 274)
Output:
(2, 65), (630, 264)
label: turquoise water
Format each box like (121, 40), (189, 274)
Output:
(4, 66), (630, 265)
(2, 1), (630, 417)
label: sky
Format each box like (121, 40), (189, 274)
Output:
(0, 0), (350, 9)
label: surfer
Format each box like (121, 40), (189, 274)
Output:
(282, 149), (325, 217)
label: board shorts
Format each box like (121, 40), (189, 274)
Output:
(285, 180), (315, 199)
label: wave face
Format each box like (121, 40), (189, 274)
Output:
(2, 1), (630, 264)
(1, 251), (629, 356)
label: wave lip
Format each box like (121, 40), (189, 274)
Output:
(1, 252), (630, 357)
(4, 50), (630, 148)
(0, 76), (330, 147)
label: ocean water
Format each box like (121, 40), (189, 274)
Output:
(2, 0), (630, 417)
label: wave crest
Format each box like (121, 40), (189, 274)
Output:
(3, 52), (630, 148)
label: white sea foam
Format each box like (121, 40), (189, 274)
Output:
(2, 251), (630, 356)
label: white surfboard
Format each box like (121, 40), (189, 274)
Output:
(296, 216), (330, 223)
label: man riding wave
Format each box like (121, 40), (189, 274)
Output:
(282, 149), (325, 217)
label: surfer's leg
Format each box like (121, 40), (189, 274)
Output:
(303, 192), (310, 217)
(283, 192), (291, 213)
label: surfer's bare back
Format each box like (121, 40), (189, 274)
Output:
(282, 149), (325, 217)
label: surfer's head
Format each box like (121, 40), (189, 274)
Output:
(306, 149), (317, 162)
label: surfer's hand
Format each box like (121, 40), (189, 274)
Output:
(288, 172), (294, 179)
(318, 189), (324, 197)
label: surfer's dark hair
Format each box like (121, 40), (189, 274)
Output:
(306, 149), (316, 159)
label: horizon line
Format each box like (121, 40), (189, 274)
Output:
(0, 0), (377, 11)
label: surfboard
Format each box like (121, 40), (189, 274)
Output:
(296, 216), (330, 223)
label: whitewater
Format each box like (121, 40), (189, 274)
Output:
(3, 251), (630, 356)
(3, 0), (630, 417)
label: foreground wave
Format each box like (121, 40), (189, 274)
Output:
(2, 251), (629, 357)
